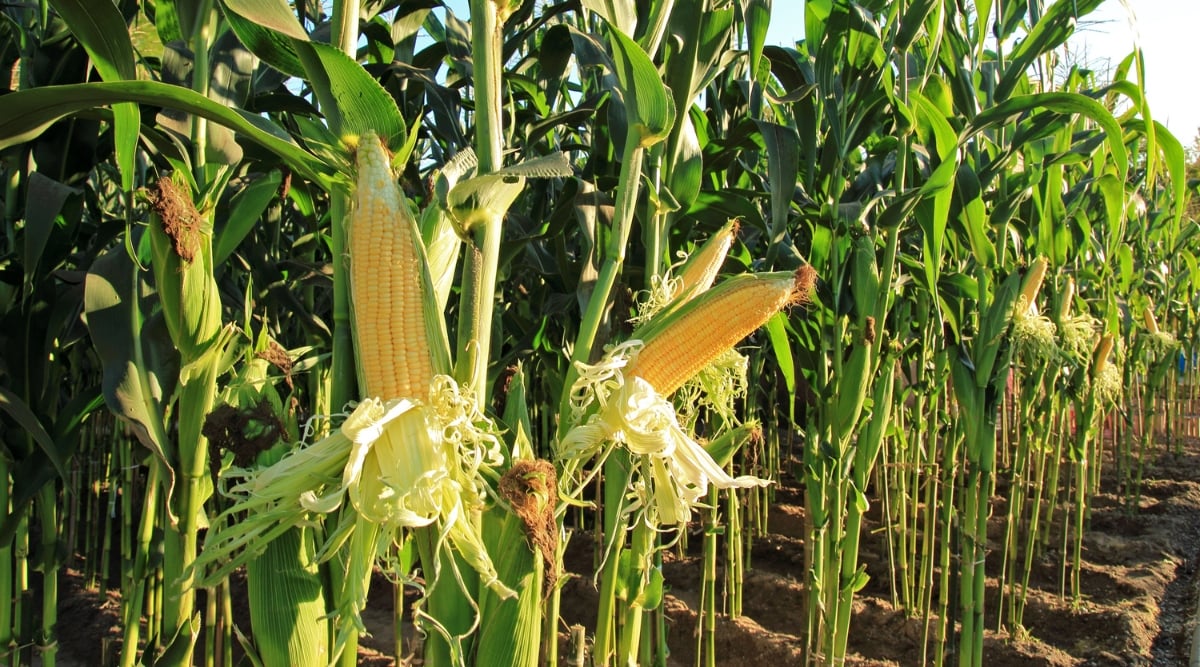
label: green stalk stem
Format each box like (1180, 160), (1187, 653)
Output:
(456, 0), (506, 404)
(120, 461), (161, 667)
(593, 450), (633, 666)
(617, 520), (653, 665)
(36, 484), (57, 667)
(0, 456), (10, 664)
(330, 192), (355, 413)
(189, 0), (216, 175)
(556, 130), (645, 435)
(699, 487), (718, 667)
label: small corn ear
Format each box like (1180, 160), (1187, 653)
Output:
(147, 174), (223, 359)
(1017, 257), (1049, 316)
(627, 266), (816, 396)
(1093, 333), (1115, 375)
(348, 133), (448, 399)
(675, 219), (739, 301)
(1142, 300), (1160, 334)
(1055, 276), (1075, 321)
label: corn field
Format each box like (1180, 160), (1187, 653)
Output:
(0, 0), (1198, 665)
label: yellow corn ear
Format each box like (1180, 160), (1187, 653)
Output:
(348, 133), (434, 399)
(1018, 257), (1049, 316)
(1055, 276), (1075, 321)
(675, 219), (739, 300)
(627, 266), (816, 396)
(1142, 300), (1160, 334)
(1093, 333), (1115, 375)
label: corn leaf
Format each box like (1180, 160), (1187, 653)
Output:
(221, 0), (309, 40)
(965, 92), (1128, 183)
(215, 171), (284, 266)
(49, 0), (139, 192)
(21, 173), (80, 293)
(602, 19), (675, 146)
(84, 243), (179, 516)
(0, 387), (69, 485)
(294, 41), (407, 153)
(0, 81), (329, 188)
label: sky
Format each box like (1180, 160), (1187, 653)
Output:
(1065, 1), (1200, 145)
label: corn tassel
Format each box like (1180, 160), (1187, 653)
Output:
(626, 266), (816, 396)
(348, 133), (444, 399)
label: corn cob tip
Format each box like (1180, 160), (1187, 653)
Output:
(791, 265), (818, 306)
(148, 175), (202, 263)
(726, 218), (741, 238)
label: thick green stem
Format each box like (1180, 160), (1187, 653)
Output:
(617, 520), (653, 665)
(35, 484), (57, 667)
(555, 131), (645, 435)
(120, 461), (161, 667)
(593, 451), (633, 666)
(456, 0), (506, 404)
(0, 457), (10, 664)
(189, 0), (217, 176)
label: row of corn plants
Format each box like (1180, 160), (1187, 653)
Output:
(0, 0), (1197, 666)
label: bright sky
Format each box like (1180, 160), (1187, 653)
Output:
(1067, 0), (1199, 145)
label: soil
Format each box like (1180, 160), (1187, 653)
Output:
(52, 434), (1200, 666)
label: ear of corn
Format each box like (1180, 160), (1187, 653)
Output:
(1092, 333), (1115, 375)
(348, 133), (450, 399)
(1017, 256), (1049, 317)
(246, 526), (331, 667)
(626, 266), (816, 396)
(674, 219), (739, 301)
(1055, 276), (1075, 321)
(1142, 300), (1159, 334)
(147, 173), (224, 360)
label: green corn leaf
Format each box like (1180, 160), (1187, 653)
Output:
(1127, 119), (1189, 234)
(0, 387), (69, 484)
(603, 20), (675, 146)
(21, 173), (80, 293)
(0, 81), (329, 188)
(215, 171), (284, 266)
(220, 0), (307, 77)
(997, 0), (1105, 100)
(894, 0), (937, 52)
(757, 121), (800, 269)
(766, 312), (796, 399)
(295, 41), (407, 152)
(84, 243), (179, 515)
(965, 92), (1128, 183)
(49, 0), (139, 192)
(745, 0), (772, 74)
(581, 0), (636, 35)
(954, 165), (994, 268)
(221, 0), (309, 40)
(153, 0), (185, 44)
